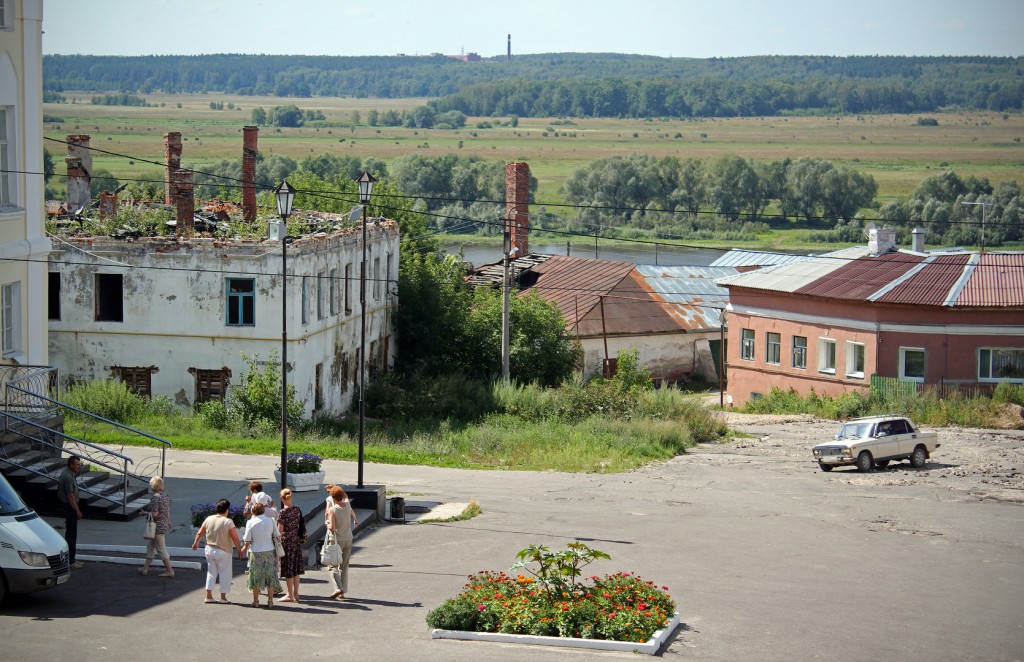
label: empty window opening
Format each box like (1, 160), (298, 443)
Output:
(95, 273), (124, 322)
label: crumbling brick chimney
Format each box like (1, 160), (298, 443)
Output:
(505, 161), (530, 256)
(242, 125), (258, 222)
(173, 168), (195, 237)
(65, 134), (92, 213)
(97, 191), (118, 219)
(164, 131), (182, 205)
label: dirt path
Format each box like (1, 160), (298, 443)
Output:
(709, 412), (1024, 505)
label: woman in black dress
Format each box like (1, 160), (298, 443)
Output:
(277, 488), (306, 602)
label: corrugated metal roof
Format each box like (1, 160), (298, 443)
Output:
(875, 254), (972, 306)
(716, 250), (860, 293)
(526, 255), (637, 329)
(956, 253), (1024, 307)
(796, 252), (923, 300)
(633, 265), (737, 329)
(709, 248), (812, 268)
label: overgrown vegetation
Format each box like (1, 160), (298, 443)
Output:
(741, 383), (1024, 428)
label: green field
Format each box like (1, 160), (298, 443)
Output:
(44, 92), (1024, 209)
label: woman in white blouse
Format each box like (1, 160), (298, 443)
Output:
(240, 502), (282, 608)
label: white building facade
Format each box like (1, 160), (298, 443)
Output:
(48, 221), (399, 417)
(0, 0), (50, 366)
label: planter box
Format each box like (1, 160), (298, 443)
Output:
(431, 611), (680, 655)
(274, 470), (325, 492)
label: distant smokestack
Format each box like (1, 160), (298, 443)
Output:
(242, 125), (258, 222)
(507, 34), (511, 62)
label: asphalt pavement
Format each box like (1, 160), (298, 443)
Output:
(2, 441), (1023, 662)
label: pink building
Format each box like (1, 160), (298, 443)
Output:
(718, 232), (1024, 406)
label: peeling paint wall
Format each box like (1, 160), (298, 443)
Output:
(47, 222), (400, 417)
(578, 330), (721, 384)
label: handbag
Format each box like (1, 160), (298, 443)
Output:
(274, 536), (285, 558)
(320, 532), (343, 566)
(143, 513), (156, 540)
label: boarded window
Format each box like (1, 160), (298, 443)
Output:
(189, 367), (231, 404)
(111, 366), (157, 398)
(95, 273), (124, 322)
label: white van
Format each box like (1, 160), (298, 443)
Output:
(0, 471), (70, 602)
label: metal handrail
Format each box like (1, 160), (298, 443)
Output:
(6, 384), (173, 477)
(1, 410), (135, 510)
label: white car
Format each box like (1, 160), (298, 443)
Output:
(812, 415), (940, 473)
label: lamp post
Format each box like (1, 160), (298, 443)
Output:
(355, 172), (375, 489)
(274, 180), (295, 491)
(960, 200), (990, 253)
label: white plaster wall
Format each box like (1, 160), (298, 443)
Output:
(48, 223), (399, 417)
(578, 331), (721, 384)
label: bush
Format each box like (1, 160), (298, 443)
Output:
(226, 351), (303, 432)
(63, 379), (154, 424)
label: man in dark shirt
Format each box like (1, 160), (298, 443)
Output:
(57, 455), (84, 569)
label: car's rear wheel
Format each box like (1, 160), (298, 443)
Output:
(875, 459), (890, 469)
(856, 451), (874, 472)
(910, 446), (928, 468)
(819, 463), (833, 472)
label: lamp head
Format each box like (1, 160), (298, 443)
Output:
(355, 171), (376, 204)
(274, 180), (296, 219)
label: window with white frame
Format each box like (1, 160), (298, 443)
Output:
(792, 336), (807, 369)
(845, 341), (866, 379)
(0, 108), (14, 208)
(0, 1), (7, 29)
(740, 329), (755, 361)
(817, 338), (837, 374)
(899, 347), (926, 382)
(2, 281), (21, 356)
(978, 348), (1024, 383)
(766, 332), (781, 365)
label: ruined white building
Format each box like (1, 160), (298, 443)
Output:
(47, 222), (399, 417)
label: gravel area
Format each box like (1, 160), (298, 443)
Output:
(708, 412), (1024, 505)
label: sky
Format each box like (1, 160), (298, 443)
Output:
(43, 0), (1024, 58)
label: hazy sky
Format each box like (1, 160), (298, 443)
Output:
(43, 0), (1023, 58)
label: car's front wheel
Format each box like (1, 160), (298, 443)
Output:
(910, 446), (928, 468)
(819, 463), (833, 472)
(856, 451), (874, 472)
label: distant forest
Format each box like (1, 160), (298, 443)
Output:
(43, 53), (1024, 117)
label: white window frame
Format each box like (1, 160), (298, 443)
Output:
(792, 336), (807, 370)
(845, 341), (866, 380)
(2, 281), (21, 357)
(898, 347), (926, 383)
(817, 338), (837, 374)
(978, 347), (1024, 383)
(0, 1), (8, 30)
(765, 332), (781, 365)
(0, 107), (15, 209)
(740, 328), (755, 361)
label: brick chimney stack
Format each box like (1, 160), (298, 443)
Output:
(65, 134), (92, 212)
(98, 191), (118, 219)
(173, 168), (195, 237)
(242, 126), (258, 221)
(163, 132), (182, 205)
(505, 161), (530, 256)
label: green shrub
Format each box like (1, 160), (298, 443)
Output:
(63, 379), (153, 424)
(226, 351), (303, 432)
(197, 400), (232, 430)
(992, 383), (1024, 406)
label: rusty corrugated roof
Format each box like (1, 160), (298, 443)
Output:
(526, 255), (636, 329)
(795, 252), (923, 300)
(874, 254), (972, 305)
(956, 253), (1024, 307)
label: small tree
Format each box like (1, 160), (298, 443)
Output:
(227, 351), (303, 432)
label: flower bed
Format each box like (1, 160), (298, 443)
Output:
(426, 543), (676, 649)
(280, 451), (323, 474)
(189, 502), (245, 528)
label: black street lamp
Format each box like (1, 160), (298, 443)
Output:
(355, 172), (375, 488)
(274, 180), (295, 491)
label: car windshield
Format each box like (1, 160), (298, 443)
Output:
(0, 474), (32, 516)
(837, 423), (872, 440)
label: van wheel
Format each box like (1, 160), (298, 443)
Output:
(910, 446), (928, 468)
(819, 463), (833, 472)
(856, 451), (874, 472)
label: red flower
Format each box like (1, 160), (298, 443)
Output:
(477, 604), (485, 611)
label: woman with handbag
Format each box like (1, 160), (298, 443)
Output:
(240, 501), (283, 608)
(277, 488), (305, 603)
(138, 476), (174, 577)
(325, 486), (358, 600)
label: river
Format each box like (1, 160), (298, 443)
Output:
(440, 240), (728, 268)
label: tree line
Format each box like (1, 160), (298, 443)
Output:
(43, 53), (1024, 116)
